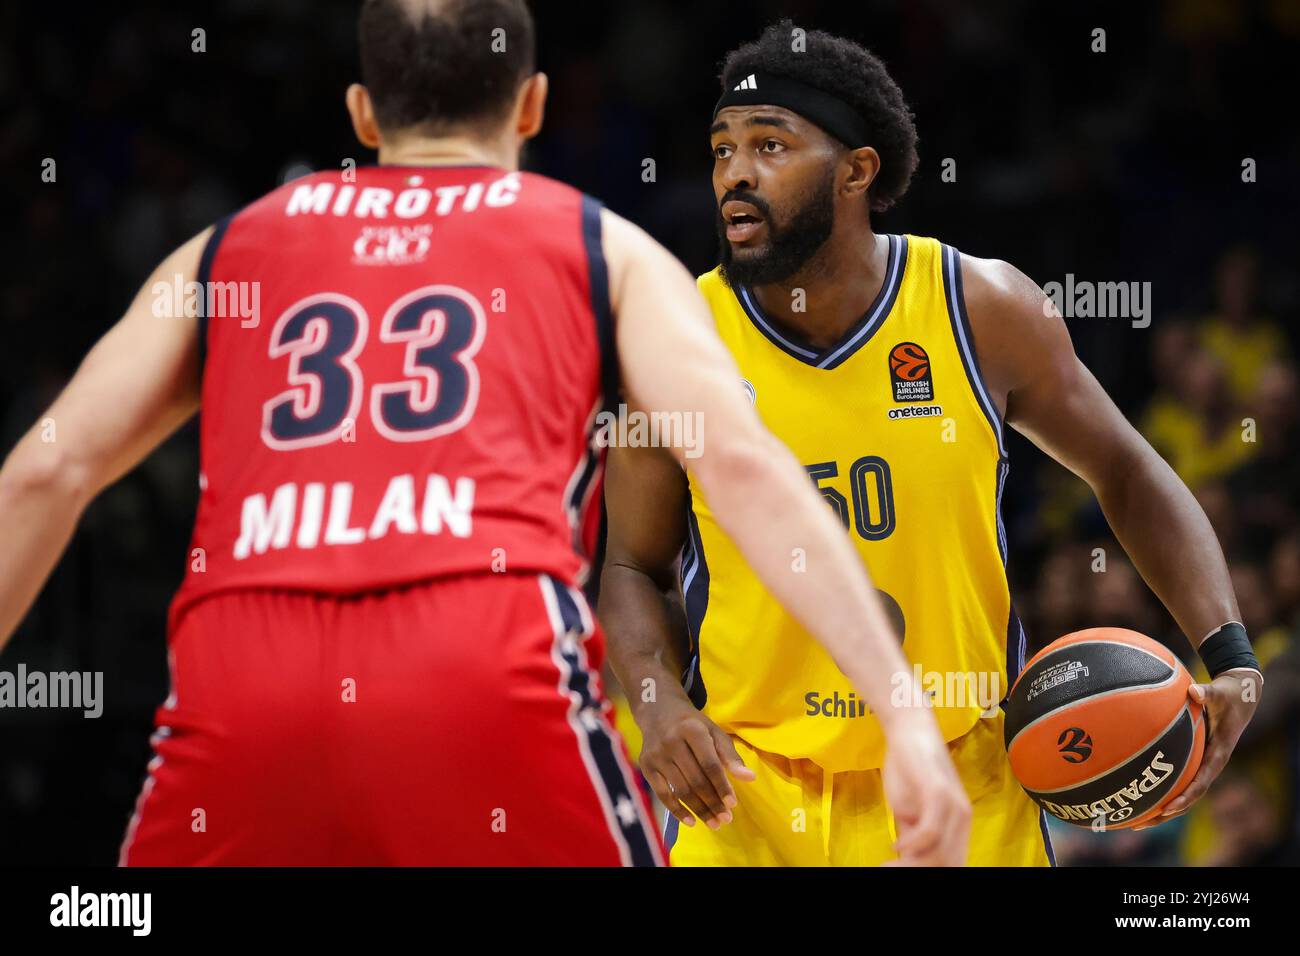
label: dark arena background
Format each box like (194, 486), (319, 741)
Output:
(2, 0), (1298, 874)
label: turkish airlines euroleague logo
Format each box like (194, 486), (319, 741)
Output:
(889, 342), (934, 402)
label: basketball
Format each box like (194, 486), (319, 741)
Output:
(1003, 628), (1206, 830)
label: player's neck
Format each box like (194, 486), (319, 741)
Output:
(752, 226), (888, 350)
(377, 134), (518, 171)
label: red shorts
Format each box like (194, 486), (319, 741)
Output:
(119, 573), (664, 866)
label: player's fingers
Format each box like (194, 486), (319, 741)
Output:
(1159, 781), (1203, 818)
(660, 760), (723, 829)
(641, 747), (702, 823)
(710, 726), (757, 783)
(892, 775), (946, 853)
(680, 722), (738, 809)
(1164, 701), (1237, 817)
(1161, 740), (1230, 816)
(666, 737), (732, 824)
(1138, 802), (1191, 829)
(644, 769), (695, 827)
(1155, 795), (1197, 822)
(637, 740), (674, 780)
(1160, 683), (1234, 817)
(924, 801), (969, 867)
(896, 782), (968, 865)
(892, 798), (943, 862)
(942, 787), (973, 866)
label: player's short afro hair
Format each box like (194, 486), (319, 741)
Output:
(720, 20), (919, 213)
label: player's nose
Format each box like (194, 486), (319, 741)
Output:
(717, 152), (756, 193)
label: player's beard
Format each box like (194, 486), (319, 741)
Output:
(717, 167), (836, 288)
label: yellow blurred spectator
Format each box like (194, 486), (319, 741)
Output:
(1141, 346), (1255, 488)
(1198, 247), (1289, 402)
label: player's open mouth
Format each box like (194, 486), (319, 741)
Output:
(723, 200), (766, 243)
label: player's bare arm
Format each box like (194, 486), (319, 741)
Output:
(600, 441), (756, 830)
(961, 253), (1259, 818)
(600, 207), (972, 864)
(0, 228), (210, 648)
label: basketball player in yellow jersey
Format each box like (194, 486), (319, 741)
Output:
(600, 21), (1261, 866)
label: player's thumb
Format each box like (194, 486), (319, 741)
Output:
(711, 726), (756, 781)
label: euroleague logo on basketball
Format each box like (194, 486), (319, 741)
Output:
(1057, 726), (1094, 763)
(889, 342), (935, 403)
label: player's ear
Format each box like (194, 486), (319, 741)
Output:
(346, 83), (382, 150)
(843, 145), (881, 201)
(514, 72), (548, 141)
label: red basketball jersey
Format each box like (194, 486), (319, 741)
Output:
(170, 165), (614, 624)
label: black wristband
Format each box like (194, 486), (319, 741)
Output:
(1198, 622), (1261, 678)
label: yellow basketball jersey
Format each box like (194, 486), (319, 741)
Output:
(684, 234), (1023, 772)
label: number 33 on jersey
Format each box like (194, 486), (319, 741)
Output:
(172, 166), (616, 623)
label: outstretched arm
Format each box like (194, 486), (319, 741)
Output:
(601, 208), (971, 863)
(0, 227), (210, 648)
(962, 253), (1258, 819)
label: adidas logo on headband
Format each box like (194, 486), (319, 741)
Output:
(714, 72), (870, 148)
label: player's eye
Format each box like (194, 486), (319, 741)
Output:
(713, 144), (733, 160)
(761, 139), (785, 153)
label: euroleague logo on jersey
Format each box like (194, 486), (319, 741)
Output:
(889, 342), (935, 402)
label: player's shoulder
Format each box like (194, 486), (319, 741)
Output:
(909, 231), (1032, 298)
(247, 169), (338, 217)
(207, 169), (340, 236)
(953, 249), (1045, 317)
(514, 169), (592, 212)
(515, 168), (580, 196)
(944, 245), (1074, 396)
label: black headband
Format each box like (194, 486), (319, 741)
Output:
(713, 72), (870, 148)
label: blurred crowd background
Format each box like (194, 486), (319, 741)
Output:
(1, 0), (1297, 865)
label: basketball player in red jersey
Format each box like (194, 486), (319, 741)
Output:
(0, 1), (970, 865)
